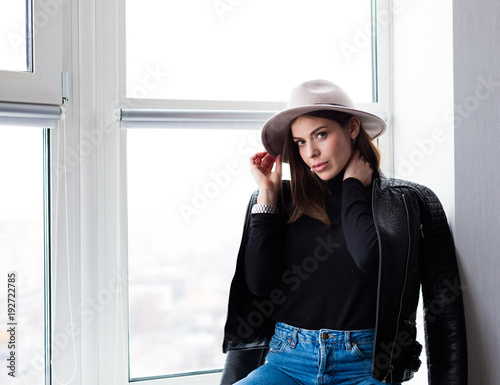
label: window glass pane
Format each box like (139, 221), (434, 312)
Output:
(126, 0), (374, 103)
(0, 127), (45, 384)
(127, 128), (287, 378)
(0, 1), (33, 72)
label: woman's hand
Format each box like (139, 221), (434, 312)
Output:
(344, 150), (373, 187)
(249, 152), (282, 205)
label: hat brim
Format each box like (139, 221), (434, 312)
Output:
(261, 104), (387, 159)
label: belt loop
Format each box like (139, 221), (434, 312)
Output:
(345, 331), (351, 351)
(290, 328), (299, 348)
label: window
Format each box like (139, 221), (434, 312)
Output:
(0, 1), (62, 383)
(127, 127), (268, 379)
(125, 0), (380, 106)
(0, 127), (50, 385)
(0, 0), (32, 72)
(122, 0), (392, 382)
(0, 0), (62, 105)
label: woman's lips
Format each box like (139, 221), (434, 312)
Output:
(312, 161), (328, 172)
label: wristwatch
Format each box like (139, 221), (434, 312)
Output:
(251, 204), (279, 214)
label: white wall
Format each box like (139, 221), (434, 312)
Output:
(392, 0), (455, 221)
(453, 1), (500, 384)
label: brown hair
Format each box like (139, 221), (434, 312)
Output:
(282, 110), (381, 225)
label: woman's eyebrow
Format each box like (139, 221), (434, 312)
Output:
(292, 125), (328, 140)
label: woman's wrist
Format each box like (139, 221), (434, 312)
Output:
(257, 190), (278, 206)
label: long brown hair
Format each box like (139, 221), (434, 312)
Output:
(282, 110), (381, 225)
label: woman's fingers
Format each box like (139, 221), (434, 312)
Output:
(344, 150), (373, 187)
(249, 152), (283, 197)
(249, 152), (278, 173)
(274, 154), (282, 176)
(260, 153), (276, 171)
(249, 151), (267, 166)
(249, 152), (282, 205)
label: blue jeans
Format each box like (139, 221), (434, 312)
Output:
(235, 322), (400, 385)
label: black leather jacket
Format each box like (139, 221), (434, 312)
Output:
(221, 174), (468, 384)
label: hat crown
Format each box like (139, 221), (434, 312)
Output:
(287, 79), (354, 109)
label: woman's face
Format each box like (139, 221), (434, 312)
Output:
(291, 115), (357, 181)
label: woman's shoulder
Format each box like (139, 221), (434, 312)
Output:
(376, 172), (438, 198)
(375, 174), (446, 220)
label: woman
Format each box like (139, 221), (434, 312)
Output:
(221, 80), (467, 384)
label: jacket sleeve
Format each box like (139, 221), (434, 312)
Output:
(244, 213), (285, 296)
(219, 348), (269, 385)
(420, 187), (468, 384)
(221, 189), (279, 383)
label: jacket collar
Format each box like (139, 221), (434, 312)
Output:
(374, 171), (390, 192)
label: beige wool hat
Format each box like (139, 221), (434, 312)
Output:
(261, 79), (387, 158)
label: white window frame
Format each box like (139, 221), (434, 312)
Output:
(69, 0), (395, 385)
(0, 0), (62, 105)
(0, 1), (62, 384)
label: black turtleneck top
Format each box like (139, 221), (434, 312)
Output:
(244, 173), (379, 330)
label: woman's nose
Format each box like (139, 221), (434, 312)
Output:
(306, 143), (319, 158)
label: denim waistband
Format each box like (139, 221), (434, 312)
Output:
(274, 322), (375, 346)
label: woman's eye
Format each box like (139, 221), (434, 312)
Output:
(295, 140), (305, 146)
(316, 132), (327, 139)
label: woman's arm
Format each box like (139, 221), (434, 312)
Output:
(342, 150), (379, 273)
(244, 213), (285, 296)
(341, 178), (379, 273)
(244, 152), (285, 296)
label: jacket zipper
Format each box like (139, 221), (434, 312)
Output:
(382, 193), (412, 383)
